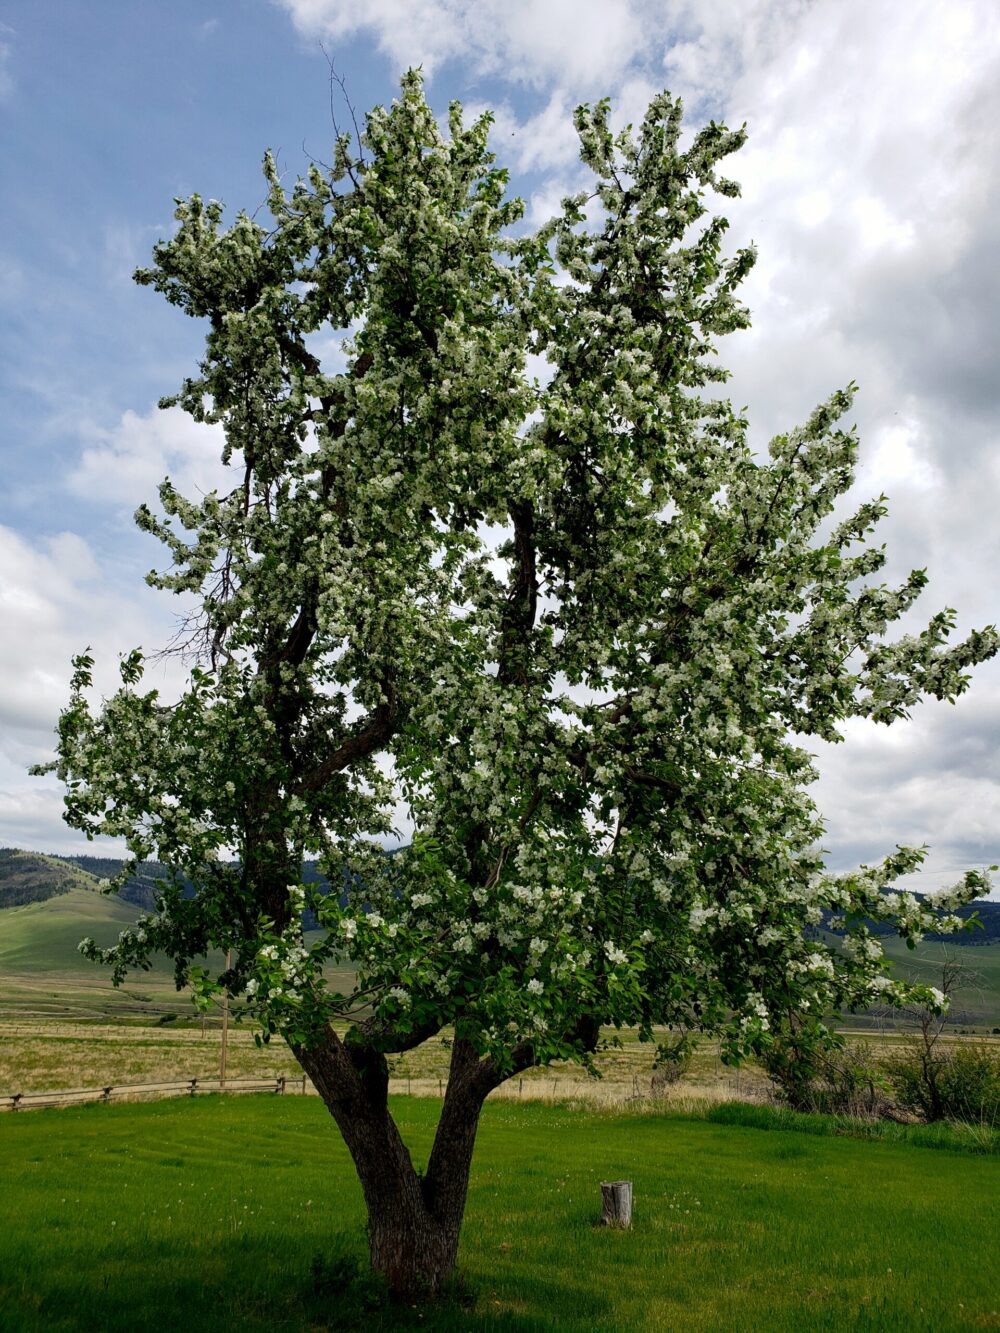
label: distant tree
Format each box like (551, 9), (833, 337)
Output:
(38, 73), (997, 1296)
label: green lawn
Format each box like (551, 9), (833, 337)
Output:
(0, 1097), (997, 1331)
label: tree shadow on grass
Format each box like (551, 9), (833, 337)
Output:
(4, 1231), (612, 1332)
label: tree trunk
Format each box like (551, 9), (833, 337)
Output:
(365, 1196), (459, 1297)
(292, 1028), (493, 1297)
(290, 1019), (592, 1299)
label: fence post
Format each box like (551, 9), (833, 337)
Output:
(277, 1076), (286, 1095)
(190, 1078), (198, 1097)
(11, 1093), (21, 1112)
(600, 1181), (633, 1229)
(103, 1086), (112, 1104)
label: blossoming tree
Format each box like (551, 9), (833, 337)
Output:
(42, 74), (997, 1294)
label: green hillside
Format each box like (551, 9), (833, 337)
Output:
(806, 927), (1000, 1028)
(0, 848), (102, 908)
(876, 935), (1000, 1027)
(0, 886), (221, 1020)
(0, 876), (344, 1024)
(3, 847), (998, 1027)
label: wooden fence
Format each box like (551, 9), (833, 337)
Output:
(0, 1074), (311, 1113)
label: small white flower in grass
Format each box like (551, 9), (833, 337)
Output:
(527, 977), (544, 995)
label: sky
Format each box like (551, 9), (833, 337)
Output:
(0, 0), (998, 896)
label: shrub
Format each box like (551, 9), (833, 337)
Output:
(765, 1039), (893, 1117)
(650, 1030), (696, 1094)
(884, 1041), (1000, 1125)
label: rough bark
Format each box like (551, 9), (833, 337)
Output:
(291, 1018), (595, 1298)
(292, 1027), (506, 1295)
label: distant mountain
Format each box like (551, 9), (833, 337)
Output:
(1, 850), (350, 925)
(6, 846), (998, 943)
(818, 896), (1000, 945)
(0, 849), (103, 908)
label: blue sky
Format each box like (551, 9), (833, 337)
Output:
(1, 0), (999, 896)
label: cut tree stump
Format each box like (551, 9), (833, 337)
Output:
(600, 1180), (633, 1229)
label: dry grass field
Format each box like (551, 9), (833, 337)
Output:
(0, 1015), (774, 1104)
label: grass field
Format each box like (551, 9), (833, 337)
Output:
(0, 1095), (997, 1331)
(876, 936), (1000, 1027)
(0, 1015), (776, 1105)
(0, 888), (353, 1024)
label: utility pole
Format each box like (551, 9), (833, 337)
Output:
(220, 947), (232, 1091)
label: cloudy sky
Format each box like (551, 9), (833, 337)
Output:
(1, 0), (998, 895)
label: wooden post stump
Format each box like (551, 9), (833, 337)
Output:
(600, 1180), (633, 1229)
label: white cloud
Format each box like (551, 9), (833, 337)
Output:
(0, 528), (105, 738)
(272, 0), (1000, 893)
(859, 417), (942, 495)
(812, 675), (1000, 894)
(0, 523), (191, 853)
(69, 405), (231, 509)
(279, 0), (646, 88)
(0, 526), (179, 744)
(0, 24), (14, 101)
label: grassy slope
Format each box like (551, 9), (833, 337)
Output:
(0, 887), (351, 1028)
(878, 936), (1000, 1025)
(807, 928), (1000, 1028)
(0, 849), (101, 908)
(0, 1096), (997, 1332)
(0, 888), (229, 1020)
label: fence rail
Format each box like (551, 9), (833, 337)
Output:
(0, 1074), (311, 1113)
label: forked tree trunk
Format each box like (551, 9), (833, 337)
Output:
(292, 1029), (498, 1297)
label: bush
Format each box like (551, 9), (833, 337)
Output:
(814, 1042), (895, 1117)
(650, 1030), (696, 1094)
(762, 1030), (892, 1118)
(884, 1041), (1000, 1125)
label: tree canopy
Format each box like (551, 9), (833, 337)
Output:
(39, 72), (997, 1292)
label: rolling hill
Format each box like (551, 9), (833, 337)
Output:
(0, 848), (104, 908)
(2, 847), (998, 1026)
